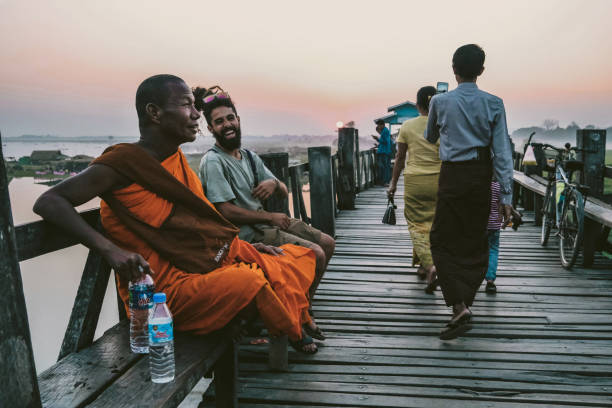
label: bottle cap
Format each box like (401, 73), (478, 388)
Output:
(153, 292), (166, 303)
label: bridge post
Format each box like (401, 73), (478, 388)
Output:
(0, 134), (42, 408)
(261, 152), (290, 216)
(576, 129), (606, 199)
(337, 127), (357, 210)
(308, 146), (336, 237)
(355, 130), (361, 192)
(577, 129), (607, 266)
(523, 152), (541, 212)
(368, 149), (375, 187)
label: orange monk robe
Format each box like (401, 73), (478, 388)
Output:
(100, 149), (315, 340)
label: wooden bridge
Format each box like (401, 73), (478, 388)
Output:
(227, 182), (612, 407)
(2, 127), (612, 407)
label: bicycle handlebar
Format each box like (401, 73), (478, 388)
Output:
(529, 142), (595, 154)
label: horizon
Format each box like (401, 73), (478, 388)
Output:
(4, 121), (612, 140)
(1, 1), (612, 138)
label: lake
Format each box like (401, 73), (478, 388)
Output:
(8, 177), (119, 373)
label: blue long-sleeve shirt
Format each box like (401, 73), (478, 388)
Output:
(425, 82), (514, 205)
(377, 126), (392, 155)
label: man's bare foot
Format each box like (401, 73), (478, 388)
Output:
(303, 320), (326, 340)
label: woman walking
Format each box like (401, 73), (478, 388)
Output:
(387, 86), (440, 291)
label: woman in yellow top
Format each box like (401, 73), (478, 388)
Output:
(388, 86), (441, 292)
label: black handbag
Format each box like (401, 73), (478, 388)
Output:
(382, 197), (397, 225)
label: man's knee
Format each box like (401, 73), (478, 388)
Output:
(318, 233), (335, 258)
(310, 244), (326, 267)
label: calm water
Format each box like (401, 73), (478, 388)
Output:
(9, 178), (119, 373)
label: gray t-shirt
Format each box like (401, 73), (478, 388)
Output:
(199, 146), (276, 241)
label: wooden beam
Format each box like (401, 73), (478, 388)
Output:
(308, 146), (336, 237)
(268, 335), (288, 372)
(337, 128), (356, 210)
(261, 152), (290, 216)
(354, 130), (361, 193)
(289, 166), (301, 220)
(215, 340), (238, 408)
(58, 248), (112, 360)
(513, 170), (612, 228)
(0, 133), (42, 408)
(15, 209), (100, 261)
(577, 129), (607, 199)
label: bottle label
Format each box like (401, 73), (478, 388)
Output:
(149, 322), (173, 344)
(129, 286), (153, 310)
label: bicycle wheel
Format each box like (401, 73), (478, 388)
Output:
(559, 189), (585, 269)
(540, 184), (555, 246)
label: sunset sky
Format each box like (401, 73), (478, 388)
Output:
(1, 0), (611, 138)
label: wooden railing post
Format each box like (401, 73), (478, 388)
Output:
(260, 152), (290, 216)
(577, 129), (607, 267)
(577, 129), (607, 199)
(369, 149), (375, 187)
(58, 248), (111, 360)
(354, 130), (361, 192)
(0, 134), (42, 408)
(337, 128), (356, 210)
(331, 155), (338, 213)
(215, 340), (238, 407)
(523, 162), (540, 213)
(308, 146), (335, 237)
(531, 144), (545, 225)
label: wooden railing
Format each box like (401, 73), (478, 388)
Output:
(510, 129), (611, 267)
(260, 129), (378, 238)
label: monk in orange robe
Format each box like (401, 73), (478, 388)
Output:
(33, 74), (317, 352)
(98, 143), (315, 341)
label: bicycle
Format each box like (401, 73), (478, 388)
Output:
(530, 143), (590, 268)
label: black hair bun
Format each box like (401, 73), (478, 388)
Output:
(192, 86), (208, 111)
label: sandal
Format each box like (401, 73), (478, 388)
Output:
(289, 334), (318, 354)
(416, 266), (427, 280)
(439, 311), (472, 340)
(424, 278), (438, 294)
(303, 323), (326, 341)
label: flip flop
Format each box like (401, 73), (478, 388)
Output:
(289, 334), (318, 354)
(303, 323), (326, 341)
(439, 312), (472, 340)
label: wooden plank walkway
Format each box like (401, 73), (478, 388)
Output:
(227, 183), (612, 407)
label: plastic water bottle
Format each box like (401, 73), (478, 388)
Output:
(149, 292), (175, 383)
(128, 273), (154, 353)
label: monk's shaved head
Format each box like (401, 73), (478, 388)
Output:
(135, 74), (186, 125)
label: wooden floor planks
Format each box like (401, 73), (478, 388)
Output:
(220, 184), (612, 407)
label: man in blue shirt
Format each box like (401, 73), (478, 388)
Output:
(425, 44), (514, 340)
(373, 120), (392, 185)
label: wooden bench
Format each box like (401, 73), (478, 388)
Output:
(3, 208), (239, 408)
(512, 169), (612, 266)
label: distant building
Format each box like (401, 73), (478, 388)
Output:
(374, 100), (419, 134)
(30, 150), (67, 163)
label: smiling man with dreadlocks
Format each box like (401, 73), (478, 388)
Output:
(194, 86), (335, 343)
